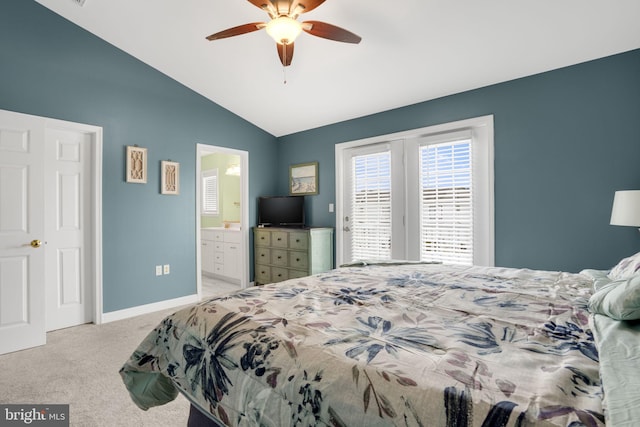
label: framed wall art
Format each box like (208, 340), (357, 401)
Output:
(126, 145), (147, 184)
(290, 161), (318, 195)
(161, 160), (180, 195)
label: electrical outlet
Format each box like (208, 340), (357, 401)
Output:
(329, 203), (334, 213)
(163, 264), (170, 275)
(155, 265), (163, 276)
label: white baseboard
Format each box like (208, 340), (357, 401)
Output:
(100, 294), (199, 324)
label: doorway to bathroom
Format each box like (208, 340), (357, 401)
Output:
(196, 143), (249, 298)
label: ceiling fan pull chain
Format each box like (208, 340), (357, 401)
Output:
(282, 43), (287, 84)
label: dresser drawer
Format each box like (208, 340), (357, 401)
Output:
(255, 247), (270, 265)
(289, 232), (308, 250)
(255, 265), (271, 284)
(255, 230), (271, 247)
(271, 249), (288, 267)
(289, 251), (308, 269)
(288, 269), (307, 280)
(271, 267), (288, 283)
(271, 231), (289, 248)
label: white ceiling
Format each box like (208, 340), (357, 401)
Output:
(35, 0), (640, 137)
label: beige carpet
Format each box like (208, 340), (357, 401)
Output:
(0, 306), (193, 426)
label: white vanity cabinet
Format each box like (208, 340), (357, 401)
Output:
(201, 228), (241, 283)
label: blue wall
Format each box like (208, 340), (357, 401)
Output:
(278, 49), (640, 273)
(0, 0), (279, 312)
(2, 2), (639, 316)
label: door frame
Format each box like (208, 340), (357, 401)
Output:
(0, 109), (102, 334)
(195, 143), (249, 295)
(335, 116), (494, 266)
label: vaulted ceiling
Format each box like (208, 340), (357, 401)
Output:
(35, 0), (640, 136)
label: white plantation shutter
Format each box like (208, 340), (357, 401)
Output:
(420, 139), (473, 264)
(202, 169), (219, 215)
(337, 116), (493, 267)
(351, 150), (392, 261)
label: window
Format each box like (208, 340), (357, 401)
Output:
(201, 169), (219, 216)
(337, 115), (494, 267)
(351, 150), (392, 261)
(420, 138), (473, 265)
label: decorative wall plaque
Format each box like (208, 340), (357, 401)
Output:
(126, 146), (147, 184)
(161, 160), (180, 195)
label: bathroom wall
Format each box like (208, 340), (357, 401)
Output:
(201, 153), (241, 228)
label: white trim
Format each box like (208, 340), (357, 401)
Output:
(196, 143), (250, 301)
(335, 115), (494, 266)
(42, 117), (104, 325)
(101, 294), (199, 324)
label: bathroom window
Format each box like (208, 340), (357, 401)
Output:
(202, 169), (219, 216)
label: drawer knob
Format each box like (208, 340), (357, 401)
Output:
(296, 258), (300, 262)
(296, 239), (300, 243)
(277, 256), (282, 259)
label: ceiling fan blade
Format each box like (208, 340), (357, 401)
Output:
(246, 0), (277, 18)
(206, 23), (266, 41)
(302, 21), (361, 44)
(276, 42), (294, 67)
(291, 0), (326, 15)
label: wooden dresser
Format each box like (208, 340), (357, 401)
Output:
(253, 227), (333, 285)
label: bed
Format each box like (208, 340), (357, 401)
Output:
(120, 255), (640, 426)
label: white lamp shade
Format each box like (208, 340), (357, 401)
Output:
(265, 16), (302, 44)
(610, 190), (640, 226)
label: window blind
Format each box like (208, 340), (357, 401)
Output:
(202, 169), (219, 215)
(351, 151), (392, 261)
(420, 140), (473, 265)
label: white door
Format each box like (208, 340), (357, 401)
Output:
(0, 110), (47, 354)
(0, 109), (99, 355)
(337, 117), (494, 267)
(44, 128), (93, 331)
(341, 142), (405, 263)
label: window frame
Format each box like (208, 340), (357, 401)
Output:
(335, 115), (494, 266)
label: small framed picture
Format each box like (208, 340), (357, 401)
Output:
(290, 161), (318, 195)
(161, 160), (180, 195)
(126, 146), (147, 184)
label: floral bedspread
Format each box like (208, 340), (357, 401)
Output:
(120, 264), (604, 426)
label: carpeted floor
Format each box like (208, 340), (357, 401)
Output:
(0, 278), (241, 426)
(0, 277), (242, 426)
(1, 306), (193, 426)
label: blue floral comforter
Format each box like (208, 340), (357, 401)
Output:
(120, 264), (604, 426)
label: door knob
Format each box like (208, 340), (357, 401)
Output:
(30, 239), (42, 248)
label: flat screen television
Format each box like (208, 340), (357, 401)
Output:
(258, 196), (305, 227)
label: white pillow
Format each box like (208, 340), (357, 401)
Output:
(589, 275), (640, 320)
(608, 251), (640, 280)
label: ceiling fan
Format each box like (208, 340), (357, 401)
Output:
(205, 0), (361, 67)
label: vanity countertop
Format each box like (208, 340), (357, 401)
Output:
(201, 226), (240, 231)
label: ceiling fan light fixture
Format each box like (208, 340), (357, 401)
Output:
(266, 16), (302, 44)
